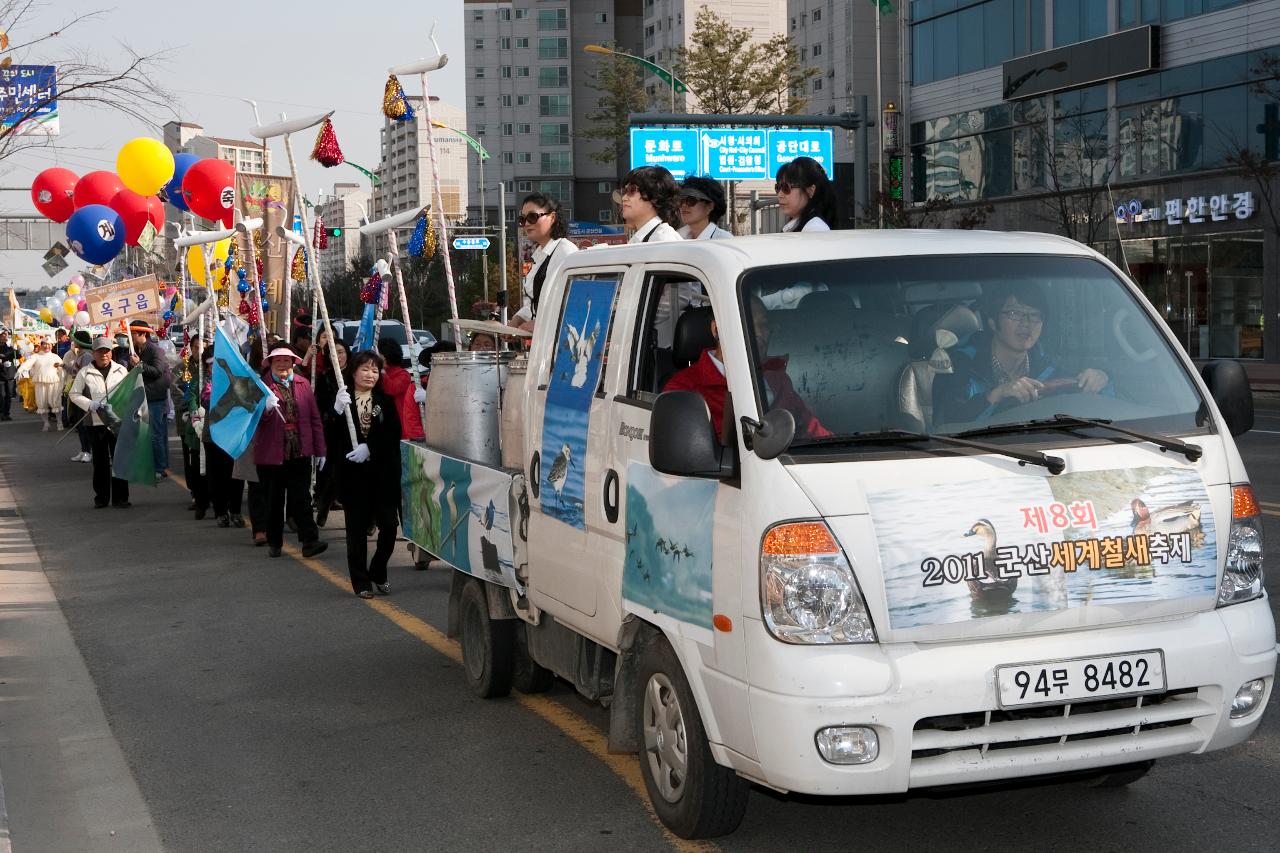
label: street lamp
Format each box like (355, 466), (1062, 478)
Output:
(430, 119), (495, 300)
(583, 44), (688, 113)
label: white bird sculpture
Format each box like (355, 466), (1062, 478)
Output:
(564, 299), (601, 388)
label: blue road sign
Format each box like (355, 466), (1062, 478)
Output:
(629, 126), (835, 181)
(0, 65), (58, 136)
(766, 129), (833, 177)
(629, 128), (700, 181)
(452, 237), (491, 251)
(701, 129), (769, 181)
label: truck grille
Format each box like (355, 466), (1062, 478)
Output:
(908, 689), (1214, 787)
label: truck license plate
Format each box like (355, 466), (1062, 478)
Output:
(996, 651), (1166, 709)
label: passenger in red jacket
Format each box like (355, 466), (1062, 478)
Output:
(376, 337), (425, 440)
(663, 302), (829, 440)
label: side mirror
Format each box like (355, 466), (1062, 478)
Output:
(743, 408), (796, 460)
(649, 391), (735, 479)
(1201, 359), (1253, 436)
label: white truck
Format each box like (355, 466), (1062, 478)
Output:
(402, 231), (1275, 838)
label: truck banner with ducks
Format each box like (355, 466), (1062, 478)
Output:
(868, 466), (1217, 629)
(400, 442), (523, 592)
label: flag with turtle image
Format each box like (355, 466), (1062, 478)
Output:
(207, 323), (272, 459)
(104, 365), (154, 485)
(538, 278), (619, 529)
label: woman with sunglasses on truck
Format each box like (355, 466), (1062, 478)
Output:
(776, 156), (838, 232)
(509, 193), (578, 333)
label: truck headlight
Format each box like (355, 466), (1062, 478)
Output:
(761, 521), (876, 644)
(1218, 485), (1265, 607)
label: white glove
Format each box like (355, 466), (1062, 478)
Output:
(413, 385), (427, 404)
(263, 393), (280, 411)
(334, 388), (351, 414)
(346, 443), (371, 463)
(2, 361), (11, 368)
(315, 456), (326, 471)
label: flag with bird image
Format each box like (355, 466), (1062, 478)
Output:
(104, 365), (154, 485)
(208, 323), (272, 458)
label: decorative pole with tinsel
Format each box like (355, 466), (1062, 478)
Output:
(252, 107), (357, 446)
(309, 117), (345, 168)
(382, 74), (416, 122)
(388, 30), (461, 348)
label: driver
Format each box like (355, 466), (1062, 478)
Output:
(663, 297), (829, 441)
(933, 282), (1109, 425)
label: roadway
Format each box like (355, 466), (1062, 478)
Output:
(0, 396), (1277, 852)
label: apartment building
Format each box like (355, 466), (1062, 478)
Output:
(315, 183), (371, 284)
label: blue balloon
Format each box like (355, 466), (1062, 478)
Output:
(163, 152), (199, 212)
(65, 204), (125, 264)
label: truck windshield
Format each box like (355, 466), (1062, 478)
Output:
(739, 254), (1208, 447)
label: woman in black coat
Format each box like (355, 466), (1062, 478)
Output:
(331, 350), (403, 598)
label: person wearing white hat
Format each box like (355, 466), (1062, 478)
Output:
(254, 345), (328, 559)
(69, 337), (131, 508)
(15, 338), (62, 430)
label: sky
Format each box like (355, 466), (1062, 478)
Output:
(1, 0), (466, 215)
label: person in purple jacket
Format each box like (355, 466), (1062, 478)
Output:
(255, 346), (328, 559)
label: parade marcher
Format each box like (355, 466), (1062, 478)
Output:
(676, 176), (733, 240)
(53, 327), (71, 358)
(129, 321), (172, 478)
(776, 156), (837, 232)
(0, 330), (17, 421)
(16, 339), (62, 430)
(313, 338), (348, 529)
(198, 345), (246, 529)
(375, 336), (425, 441)
(255, 346), (327, 559)
(111, 333), (131, 368)
(68, 337), (130, 508)
(509, 193), (578, 332)
(619, 166), (682, 244)
(63, 330), (95, 460)
(468, 332), (497, 352)
(331, 350), (402, 599)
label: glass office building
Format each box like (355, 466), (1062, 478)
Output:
(906, 0), (1280, 377)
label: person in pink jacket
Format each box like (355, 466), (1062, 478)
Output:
(254, 346), (328, 558)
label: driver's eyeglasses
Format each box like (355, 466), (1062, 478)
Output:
(517, 211), (550, 226)
(678, 196), (706, 208)
(1000, 309), (1044, 326)
(774, 181), (794, 194)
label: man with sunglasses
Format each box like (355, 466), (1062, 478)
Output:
(934, 282), (1110, 425)
(617, 166), (681, 244)
(510, 193), (577, 333)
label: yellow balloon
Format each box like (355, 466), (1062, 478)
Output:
(187, 239), (230, 286)
(38, 307), (53, 324)
(66, 283), (81, 296)
(116, 137), (175, 196)
(62, 298), (77, 315)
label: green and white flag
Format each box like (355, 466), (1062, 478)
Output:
(106, 365), (155, 485)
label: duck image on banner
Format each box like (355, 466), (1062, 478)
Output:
(868, 466), (1218, 630)
(539, 278), (620, 530)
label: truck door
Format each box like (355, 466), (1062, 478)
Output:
(524, 267), (633, 620)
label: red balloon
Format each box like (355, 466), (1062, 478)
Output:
(108, 188), (153, 246)
(182, 158), (236, 227)
(74, 170), (125, 209)
(31, 167), (79, 222)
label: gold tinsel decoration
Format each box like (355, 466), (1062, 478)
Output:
(290, 247), (307, 281)
(382, 75), (408, 120)
(424, 216), (437, 259)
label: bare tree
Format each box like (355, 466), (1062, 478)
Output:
(0, 1), (172, 164)
(1029, 110), (1120, 246)
(872, 190), (992, 229)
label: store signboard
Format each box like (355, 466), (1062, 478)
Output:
(1114, 191), (1256, 226)
(630, 127), (833, 180)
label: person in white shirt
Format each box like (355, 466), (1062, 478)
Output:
(776, 156), (837, 232)
(510, 193), (578, 332)
(619, 166), (682, 243)
(16, 339), (63, 430)
(676, 176), (733, 240)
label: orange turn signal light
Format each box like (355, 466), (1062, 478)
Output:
(713, 614), (733, 633)
(1232, 484), (1260, 519)
(762, 522), (840, 555)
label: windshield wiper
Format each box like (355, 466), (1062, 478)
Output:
(792, 428), (1065, 474)
(956, 414), (1202, 462)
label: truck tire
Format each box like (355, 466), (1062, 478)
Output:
(511, 625), (554, 694)
(1088, 760), (1155, 788)
(459, 581), (514, 698)
(636, 636), (748, 838)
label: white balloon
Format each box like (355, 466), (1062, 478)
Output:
(75, 310), (91, 326)
(55, 289), (67, 302)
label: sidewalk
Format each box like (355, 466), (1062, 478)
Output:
(0, 438), (164, 852)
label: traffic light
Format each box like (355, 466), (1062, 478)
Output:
(327, 227), (343, 238)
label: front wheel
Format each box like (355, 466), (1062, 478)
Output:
(459, 581), (514, 698)
(636, 636), (748, 838)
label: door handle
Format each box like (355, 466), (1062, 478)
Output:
(530, 451), (541, 499)
(602, 468), (620, 524)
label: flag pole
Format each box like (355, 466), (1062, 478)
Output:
(254, 110), (358, 445)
